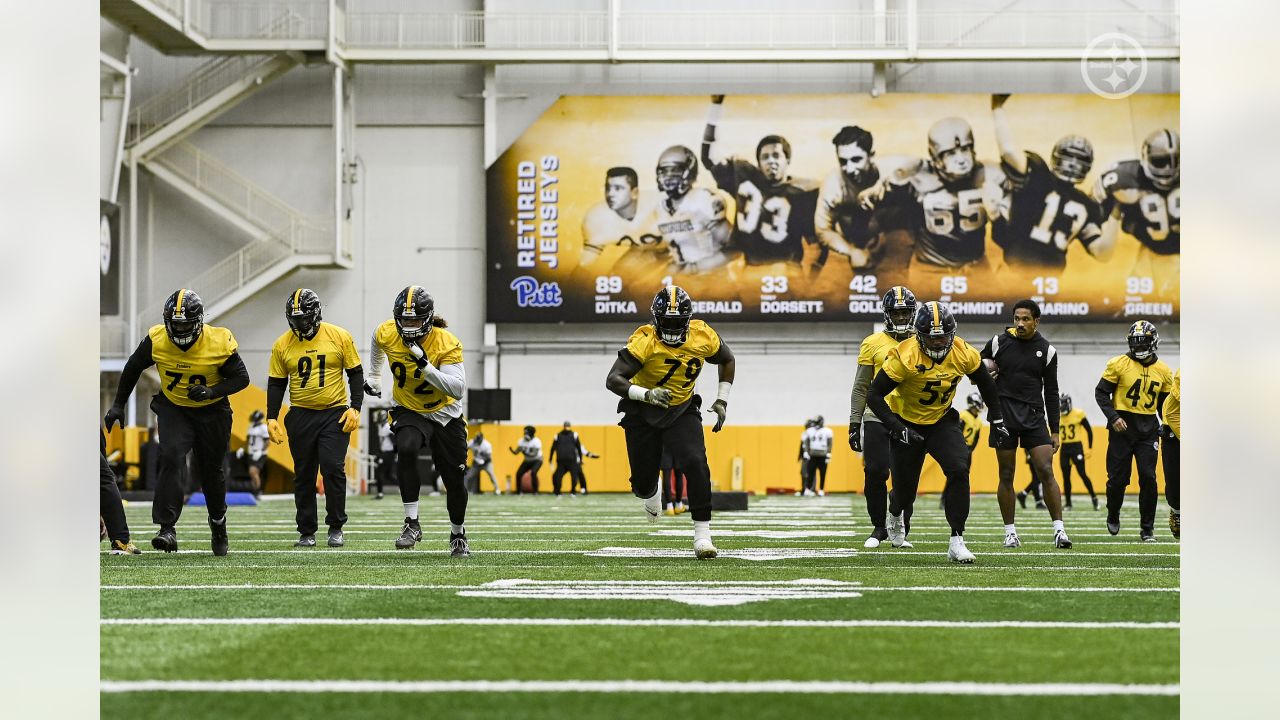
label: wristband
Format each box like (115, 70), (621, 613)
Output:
(716, 381), (732, 404)
(627, 384), (649, 402)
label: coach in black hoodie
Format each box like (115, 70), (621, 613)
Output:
(980, 299), (1072, 549)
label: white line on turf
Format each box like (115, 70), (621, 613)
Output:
(98, 548), (1177, 557)
(99, 563), (1180, 572)
(99, 617), (1179, 630)
(98, 679), (1180, 696)
(99, 583), (1178, 592)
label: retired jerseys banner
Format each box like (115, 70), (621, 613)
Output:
(485, 94), (1179, 323)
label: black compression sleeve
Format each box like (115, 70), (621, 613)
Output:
(266, 377), (287, 420)
(346, 365), (364, 411)
(866, 371), (905, 434)
(112, 336), (155, 409)
(968, 368), (1005, 423)
(1095, 379), (1119, 427)
(209, 352), (249, 398)
(1043, 355), (1061, 433)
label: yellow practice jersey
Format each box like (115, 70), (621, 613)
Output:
(1164, 368), (1180, 438)
(1101, 355), (1174, 415)
(881, 337), (983, 425)
(624, 319), (721, 407)
(857, 331), (905, 416)
(148, 323), (238, 408)
(373, 319), (464, 413)
(957, 408), (983, 448)
(268, 322), (362, 411)
(1059, 408), (1090, 444)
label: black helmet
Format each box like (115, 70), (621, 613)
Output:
(394, 285), (435, 341)
(162, 288), (204, 348)
(523, 425), (535, 437)
(813, 415), (824, 427)
(285, 288), (322, 340)
(1127, 320), (1159, 360)
(882, 286), (918, 337)
(656, 145), (698, 199)
(1059, 393), (1072, 414)
(914, 301), (957, 362)
(651, 285), (694, 346)
(1051, 135), (1094, 183)
(967, 392), (984, 413)
(250, 410), (265, 423)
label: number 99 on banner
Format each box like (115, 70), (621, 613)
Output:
(595, 275), (623, 294)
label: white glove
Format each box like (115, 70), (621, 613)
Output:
(363, 379), (382, 397)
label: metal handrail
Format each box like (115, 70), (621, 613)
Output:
(126, 54), (279, 147)
(188, 1), (323, 40)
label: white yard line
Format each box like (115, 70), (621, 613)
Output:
(99, 617), (1179, 630)
(98, 548), (1178, 557)
(98, 563), (1180, 572)
(99, 583), (1178, 593)
(98, 678), (1180, 696)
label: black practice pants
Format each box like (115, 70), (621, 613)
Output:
(887, 410), (972, 536)
(150, 394), (231, 530)
(621, 402), (713, 522)
(1106, 428), (1160, 532)
(516, 458), (543, 494)
(284, 406), (350, 535)
(100, 435), (131, 545)
(808, 455), (829, 491)
(551, 461), (585, 496)
(1161, 433), (1179, 512)
(861, 421), (902, 529)
(1059, 441), (1096, 503)
(391, 408), (469, 526)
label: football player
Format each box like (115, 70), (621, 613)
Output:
(605, 286), (736, 559)
(103, 289), (249, 555)
(797, 418), (816, 496)
(864, 117), (1004, 296)
(980, 299), (1072, 549)
(1057, 392), (1099, 510)
(990, 94), (1111, 271)
(654, 145), (734, 280)
(866, 301), (1007, 563)
(847, 286), (916, 548)
(1095, 321), (1174, 541)
(702, 95), (819, 274)
(804, 416), (834, 496)
(509, 426), (543, 494)
(265, 289), (364, 548)
(1161, 369), (1180, 538)
(958, 392), (985, 452)
(574, 166), (662, 277)
(364, 286), (472, 557)
(244, 410), (270, 496)
(1093, 130), (1180, 294)
(101, 431), (140, 555)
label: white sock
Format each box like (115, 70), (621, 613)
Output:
(1004, 523), (1016, 535)
(950, 534), (964, 546)
(1052, 519), (1065, 532)
(693, 520), (711, 541)
(450, 523), (465, 535)
(404, 502), (419, 520)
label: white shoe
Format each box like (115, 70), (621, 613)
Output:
(644, 484), (662, 524)
(1054, 529), (1073, 549)
(887, 513), (912, 548)
(1003, 532), (1021, 548)
(817, 489), (825, 497)
(794, 491), (803, 497)
(694, 537), (718, 559)
(948, 536), (976, 564)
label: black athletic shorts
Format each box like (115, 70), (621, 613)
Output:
(989, 398), (1053, 450)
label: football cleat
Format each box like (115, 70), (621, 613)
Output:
(1140, 530), (1156, 543)
(664, 505), (677, 517)
(1016, 492), (1028, 509)
(209, 516), (229, 557)
(1054, 529), (1073, 549)
(1034, 500), (1048, 511)
(1003, 532), (1021, 548)
(1092, 497), (1100, 510)
(151, 528), (178, 553)
(694, 537), (718, 560)
(110, 540), (141, 555)
(947, 536), (976, 564)
(864, 527), (889, 549)
(327, 530), (345, 548)
(1107, 517), (1120, 536)
(395, 518), (422, 549)
(1169, 510), (1180, 539)
(1064, 503), (1073, 511)
(644, 483), (663, 524)
(294, 534), (317, 548)
(887, 513), (913, 548)
(450, 532), (471, 558)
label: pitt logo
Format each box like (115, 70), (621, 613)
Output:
(510, 276), (563, 308)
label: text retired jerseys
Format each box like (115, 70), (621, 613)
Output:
(268, 322), (362, 411)
(882, 337), (983, 425)
(624, 320), (721, 408)
(372, 319), (464, 414)
(148, 324), (238, 408)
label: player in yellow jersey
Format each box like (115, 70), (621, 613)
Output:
(103, 289), (249, 555)
(365, 286), (472, 557)
(1095, 321), (1174, 541)
(866, 301), (1007, 563)
(605, 286), (736, 559)
(848, 286), (916, 548)
(958, 393), (985, 451)
(1161, 369), (1180, 538)
(1057, 393), (1098, 511)
(265, 289), (364, 549)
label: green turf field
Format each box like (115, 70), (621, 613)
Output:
(100, 493), (1179, 718)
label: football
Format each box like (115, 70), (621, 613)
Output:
(983, 358), (1000, 378)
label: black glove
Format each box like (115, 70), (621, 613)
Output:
(187, 384), (214, 401)
(893, 426), (925, 446)
(363, 380), (382, 398)
(707, 399), (728, 432)
(848, 423), (862, 452)
(991, 418), (1011, 442)
(103, 405), (125, 431)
